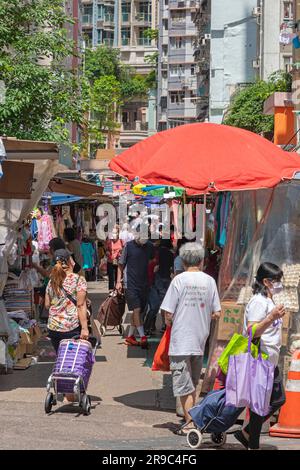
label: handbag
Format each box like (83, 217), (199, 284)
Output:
(217, 324), (268, 375)
(152, 326), (171, 372)
(225, 329), (275, 416)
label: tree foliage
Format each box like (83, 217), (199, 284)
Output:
(0, 0), (88, 142)
(223, 71), (292, 135)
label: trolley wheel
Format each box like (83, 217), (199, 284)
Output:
(45, 392), (54, 414)
(187, 429), (203, 449)
(81, 394), (91, 416)
(118, 325), (124, 336)
(210, 432), (227, 447)
(100, 326), (106, 337)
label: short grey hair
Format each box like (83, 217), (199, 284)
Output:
(179, 242), (205, 267)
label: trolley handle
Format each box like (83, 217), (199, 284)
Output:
(71, 335), (100, 354)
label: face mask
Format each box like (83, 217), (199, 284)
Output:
(270, 282), (283, 295)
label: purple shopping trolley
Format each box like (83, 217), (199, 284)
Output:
(45, 336), (99, 415)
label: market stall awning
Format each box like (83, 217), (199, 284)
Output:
(48, 177), (103, 198)
(109, 123), (300, 194)
(0, 161), (34, 199)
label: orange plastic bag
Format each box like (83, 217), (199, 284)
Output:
(152, 326), (171, 372)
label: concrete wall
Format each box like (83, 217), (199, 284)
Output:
(261, 0), (281, 80)
(209, 0), (258, 123)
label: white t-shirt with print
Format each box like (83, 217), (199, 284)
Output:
(160, 271), (221, 356)
(243, 293), (282, 366)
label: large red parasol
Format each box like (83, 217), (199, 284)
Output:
(109, 123), (300, 194)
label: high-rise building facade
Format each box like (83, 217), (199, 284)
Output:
(208, 0), (258, 124)
(257, 0), (294, 80)
(157, 0), (200, 131)
(81, 0), (158, 149)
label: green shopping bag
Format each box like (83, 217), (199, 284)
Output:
(217, 324), (268, 375)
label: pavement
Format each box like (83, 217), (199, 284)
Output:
(0, 281), (299, 450)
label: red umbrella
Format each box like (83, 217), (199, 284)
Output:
(109, 123), (300, 194)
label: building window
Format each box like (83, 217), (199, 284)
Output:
(82, 5), (93, 24)
(170, 37), (184, 49)
(170, 65), (184, 77)
(170, 91), (185, 104)
(283, 55), (293, 72)
(163, 19), (168, 31)
(191, 64), (195, 75)
(138, 28), (151, 46)
(171, 11), (185, 24)
(121, 2), (131, 22)
(283, 1), (293, 20)
(137, 2), (151, 22)
(121, 27), (130, 45)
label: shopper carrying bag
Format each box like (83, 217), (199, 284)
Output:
(232, 262), (286, 450)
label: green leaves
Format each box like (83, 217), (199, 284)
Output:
(224, 71), (292, 135)
(0, 0), (87, 143)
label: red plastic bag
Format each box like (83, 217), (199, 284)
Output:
(152, 326), (171, 372)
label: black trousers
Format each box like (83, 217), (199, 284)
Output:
(245, 366), (286, 449)
(48, 327), (81, 354)
(107, 262), (118, 291)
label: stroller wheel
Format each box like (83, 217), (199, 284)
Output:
(210, 432), (227, 447)
(187, 429), (203, 449)
(82, 394), (91, 416)
(45, 392), (54, 414)
(118, 325), (124, 336)
(100, 326), (106, 337)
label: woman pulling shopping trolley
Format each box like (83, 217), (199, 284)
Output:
(44, 249), (98, 414)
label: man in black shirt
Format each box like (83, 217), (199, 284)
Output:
(116, 225), (154, 348)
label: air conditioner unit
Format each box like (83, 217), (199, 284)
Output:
(252, 58), (260, 69)
(252, 7), (261, 17)
(204, 33), (211, 40)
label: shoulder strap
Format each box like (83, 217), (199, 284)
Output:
(61, 275), (81, 307)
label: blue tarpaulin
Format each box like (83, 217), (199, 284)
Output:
(49, 193), (83, 205)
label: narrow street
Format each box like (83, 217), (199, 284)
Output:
(0, 282), (298, 451)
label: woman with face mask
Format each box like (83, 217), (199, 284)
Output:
(105, 228), (123, 292)
(234, 262), (286, 450)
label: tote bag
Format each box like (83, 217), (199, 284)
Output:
(152, 326), (171, 372)
(218, 324), (268, 375)
(225, 329), (275, 416)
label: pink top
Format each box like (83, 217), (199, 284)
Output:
(105, 239), (123, 263)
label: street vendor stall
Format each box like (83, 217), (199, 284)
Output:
(108, 123), (300, 398)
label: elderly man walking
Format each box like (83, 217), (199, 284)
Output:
(160, 242), (221, 434)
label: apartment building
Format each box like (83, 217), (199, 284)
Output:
(257, 0), (294, 80)
(157, 0), (200, 131)
(208, 0), (258, 124)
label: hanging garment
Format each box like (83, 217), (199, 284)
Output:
(81, 242), (95, 270)
(293, 35), (300, 49)
(219, 193), (231, 248)
(37, 214), (57, 251)
(30, 218), (39, 241)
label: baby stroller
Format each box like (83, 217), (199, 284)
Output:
(186, 389), (244, 449)
(45, 335), (99, 416)
(97, 291), (125, 337)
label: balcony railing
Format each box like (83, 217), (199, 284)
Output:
(137, 38), (152, 46)
(103, 14), (114, 23)
(122, 122), (149, 131)
(135, 13), (152, 23)
(103, 38), (114, 47)
(121, 37), (130, 46)
(82, 14), (93, 25)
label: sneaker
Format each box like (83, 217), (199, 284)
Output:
(140, 336), (148, 349)
(125, 335), (140, 346)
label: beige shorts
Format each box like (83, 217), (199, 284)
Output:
(170, 355), (203, 397)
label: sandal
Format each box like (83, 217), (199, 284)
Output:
(174, 424), (196, 436)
